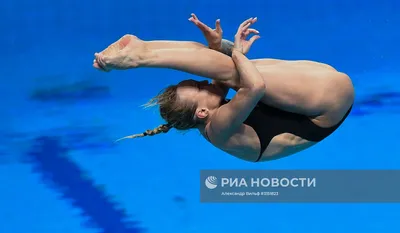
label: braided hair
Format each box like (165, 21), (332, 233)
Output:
(115, 124), (171, 142)
(115, 83), (199, 142)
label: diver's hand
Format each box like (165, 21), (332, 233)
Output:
(93, 34), (146, 72)
(233, 17), (260, 55)
(189, 13), (223, 51)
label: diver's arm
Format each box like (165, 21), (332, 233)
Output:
(208, 50), (265, 142)
(211, 79), (230, 99)
(209, 39), (233, 98)
(231, 50), (265, 91)
(210, 39), (233, 98)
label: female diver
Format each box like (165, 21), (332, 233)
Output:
(93, 14), (354, 162)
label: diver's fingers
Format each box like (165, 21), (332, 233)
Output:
(238, 17), (254, 31)
(243, 28), (260, 38)
(189, 13), (211, 32)
(248, 35), (261, 45)
(215, 19), (222, 33)
(191, 13), (198, 20)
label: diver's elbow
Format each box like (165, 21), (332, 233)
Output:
(251, 81), (266, 94)
(247, 82), (265, 99)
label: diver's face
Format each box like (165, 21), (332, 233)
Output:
(176, 79), (224, 110)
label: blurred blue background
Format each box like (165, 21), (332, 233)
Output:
(1, 0), (399, 232)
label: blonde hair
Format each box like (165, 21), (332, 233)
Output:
(115, 84), (198, 142)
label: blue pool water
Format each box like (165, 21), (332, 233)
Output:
(1, 0), (400, 232)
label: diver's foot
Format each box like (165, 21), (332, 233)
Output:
(93, 34), (148, 71)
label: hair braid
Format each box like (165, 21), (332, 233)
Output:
(115, 81), (200, 143)
(115, 124), (171, 142)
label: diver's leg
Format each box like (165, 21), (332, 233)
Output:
(96, 36), (208, 59)
(96, 35), (241, 83)
(138, 39), (284, 83)
(145, 40), (206, 50)
(141, 45), (240, 83)
(95, 35), (239, 82)
(131, 37), (239, 83)
(143, 39), (234, 56)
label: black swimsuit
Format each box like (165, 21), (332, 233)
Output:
(205, 100), (352, 162)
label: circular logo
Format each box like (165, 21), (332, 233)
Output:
(205, 176), (218, 189)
